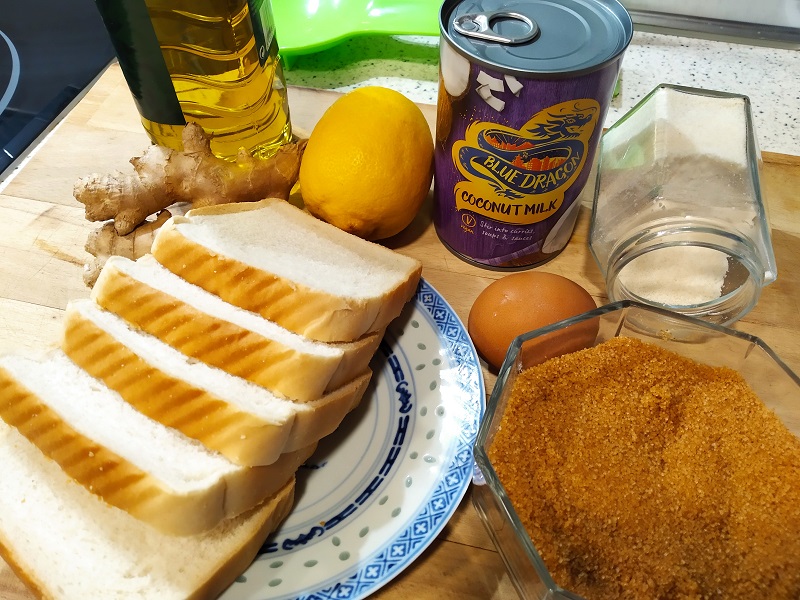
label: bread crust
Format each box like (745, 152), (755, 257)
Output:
(150, 200), (422, 342)
(283, 370), (371, 453)
(186, 478), (296, 600)
(325, 331), (381, 391)
(0, 544), (49, 600)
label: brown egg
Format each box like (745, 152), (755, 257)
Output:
(468, 272), (598, 371)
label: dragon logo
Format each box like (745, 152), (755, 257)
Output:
(452, 99), (599, 225)
(527, 110), (596, 140)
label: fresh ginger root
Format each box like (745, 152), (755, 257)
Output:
(74, 123), (307, 235)
(83, 210), (171, 287)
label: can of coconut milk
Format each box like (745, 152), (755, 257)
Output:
(434, 0), (632, 268)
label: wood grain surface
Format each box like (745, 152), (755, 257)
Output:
(1, 63), (798, 599)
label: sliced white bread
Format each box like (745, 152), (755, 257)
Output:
(0, 351), (313, 536)
(0, 416), (295, 599)
(150, 198), (422, 342)
(92, 254), (381, 400)
(62, 299), (371, 467)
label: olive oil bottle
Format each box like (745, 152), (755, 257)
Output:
(95, 0), (291, 160)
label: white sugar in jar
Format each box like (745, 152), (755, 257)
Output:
(589, 85), (776, 325)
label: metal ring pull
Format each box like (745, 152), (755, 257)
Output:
(452, 11), (540, 45)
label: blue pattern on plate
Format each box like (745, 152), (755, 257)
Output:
(299, 279), (484, 600)
(224, 278), (485, 600)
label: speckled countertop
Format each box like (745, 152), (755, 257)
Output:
(283, 31), (800, 157)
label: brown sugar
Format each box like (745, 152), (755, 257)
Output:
(488, 336), (800, 600)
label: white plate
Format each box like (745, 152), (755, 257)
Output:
(221, 278), (485, 600)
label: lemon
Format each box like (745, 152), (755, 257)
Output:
(299, 86), (434, 240)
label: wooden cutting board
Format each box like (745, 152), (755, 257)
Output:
(1, 62), (799, 599)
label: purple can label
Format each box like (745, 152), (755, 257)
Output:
(434, 54), (620, 268)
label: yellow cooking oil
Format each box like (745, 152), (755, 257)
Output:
(133, 0), (291, 160)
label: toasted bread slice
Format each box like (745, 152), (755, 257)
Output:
(0, 351), (313, 535)
(150, 199), (422, 342)
(0, 416), (295, 599)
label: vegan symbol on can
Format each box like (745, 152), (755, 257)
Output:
(434, 0), (633, 269)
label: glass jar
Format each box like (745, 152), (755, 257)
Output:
(589, 84), (777, 325)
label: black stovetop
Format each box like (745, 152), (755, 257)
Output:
(0, 0), (116, 181)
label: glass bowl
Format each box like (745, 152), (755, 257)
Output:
(472, 300), (800, 600)
(589, 84), (777, 326)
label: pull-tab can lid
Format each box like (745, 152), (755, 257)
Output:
(452, 10), (540, 44)
(440, 0), (633, 78)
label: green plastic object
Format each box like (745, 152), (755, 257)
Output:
(272, 0), (440, 68)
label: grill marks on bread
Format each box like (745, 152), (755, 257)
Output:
(61, 299), (374, 468)
(152, 226), (340, 338)
(90, 255), (371, 401)
(0, 352), (318, 536)
(148, 200), (423, 343)
(62, 303), (292, 465)
(0, 372), (152, 504)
